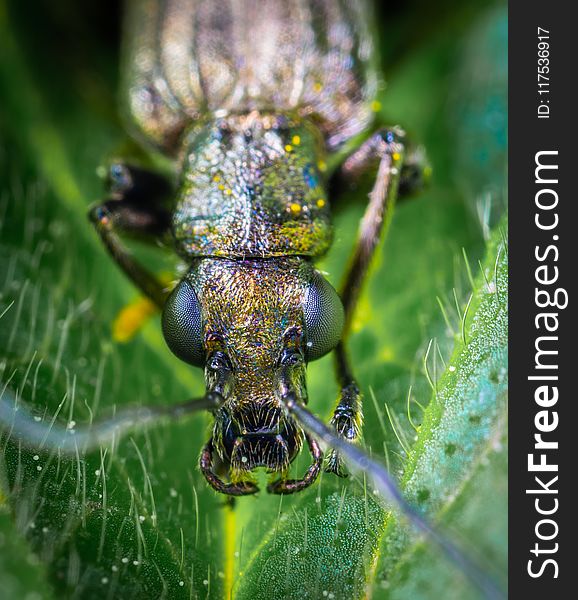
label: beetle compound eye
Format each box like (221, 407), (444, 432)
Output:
(303, 272), (344, 361)
(162, 279), (205, 367)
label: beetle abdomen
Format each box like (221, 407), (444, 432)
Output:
(123, 0), (378, 153)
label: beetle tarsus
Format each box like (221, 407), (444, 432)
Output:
(324, 380), (362, 477)
(399, 145), (430, 197)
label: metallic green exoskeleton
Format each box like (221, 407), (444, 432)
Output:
(87, 0), (424, 495)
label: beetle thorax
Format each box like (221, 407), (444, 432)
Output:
(173, 112), (333, 259)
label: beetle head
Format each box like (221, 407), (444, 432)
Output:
(161, 257), (343, 493)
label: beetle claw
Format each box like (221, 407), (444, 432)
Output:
(200, 440), (259, 496)
(323, 449), (349, 478)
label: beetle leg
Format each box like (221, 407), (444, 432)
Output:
(329, 134), (429, 204)
(267, 434), (322, 495)
(338, 127), (407, 334)
(88, 163), (173, 309)
(324, 354), (362, 476)
(200, 440), (260, 496)
(326, 128), (410, 475)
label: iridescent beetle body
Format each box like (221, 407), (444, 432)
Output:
(124, 0), (376, 154)
(83, 0), (422, 495)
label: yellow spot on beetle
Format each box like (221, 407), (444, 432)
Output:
(292, 135), (301, 146)
(290, 203), (301, 214)
(285, 144), (293, 152)
(316, 198), (325, 208)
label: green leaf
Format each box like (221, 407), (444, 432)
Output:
(0, 500), (56, 600)
(1, 1), (507, 598)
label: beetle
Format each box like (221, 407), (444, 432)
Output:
(87, 0), (427, 496)
(1, 0), (426, 497)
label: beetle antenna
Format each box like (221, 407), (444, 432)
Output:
(281, 392), (504, 600)
(0, 388), (221, 454)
